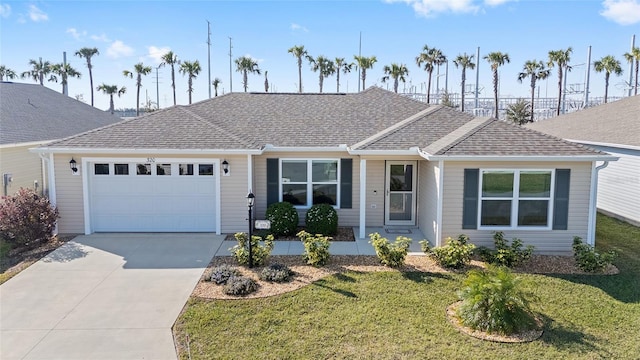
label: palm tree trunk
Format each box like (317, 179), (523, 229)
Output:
(243, 70), (248, 92)
(171, 66), (177, 105)
(39, 72), (43, 85)
(188, 77), (193, 104)
(427, 71), (433, 103)
(604, 73), (610, 103)
(136, 84), (141, 116)
(362, 69), (366, 90)
(109, 95), (114, 114)
(298, 59), (302, 93)
(89, 65), (95, 106)
(336, 71), (340, 92)
(319, 74), (323, 93)
(493, 70), (499, 119)
(461, 68), (466, 112)
(394, 78), (399, 93)
(530, 77), (536, 123)
(635, 60), (639, 95)
(556, 68), (563, 116)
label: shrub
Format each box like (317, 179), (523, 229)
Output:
(223, 276), (258, 296)
(457, 265), (538, 335)
(428, 234), (475, 269)
(572, 236), (616, 273)
(369, 233), (412, 268)
(419, 239), (431, 253)
(477, 232), (535, 268)
(0, 188), (58, 248)
(259, 263), (293, 283)
(305, 203), (338, 235)
(207, 264), (241, 284)
(229, 232), (274, 267)
(297, 230), (331, 266)
(265, 202), (299, 236)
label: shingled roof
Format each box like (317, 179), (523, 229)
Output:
(0, 82), (121, 145)
(526, 95), (640, 148)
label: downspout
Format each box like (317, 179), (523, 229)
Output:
(587, 161), (609, 246)
(359, 158), (367, 239)
(436, 160), (444, 247)
(41, 153), (58, 235)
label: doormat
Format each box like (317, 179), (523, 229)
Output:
(385, 229), (412, 234)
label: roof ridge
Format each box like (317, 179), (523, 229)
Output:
(423, 116), (493, 155)
(351, 106), (441, 149)
(435, 117), (496, 155)
(179, 107), (259, 149)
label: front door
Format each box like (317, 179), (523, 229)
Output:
(385, 161), (417, 225)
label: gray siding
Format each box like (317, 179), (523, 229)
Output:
(365, 160), (385, 226)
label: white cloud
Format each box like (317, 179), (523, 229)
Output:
(28, 4), (48, 22)
(290, 23), (308, 32)
(385, 0), (479, 17)
(484, 0), (516, 6)
(107, 40), (134, 58)
(91, 33), (110, 42)
(147, 45), (171, 64)
(66, 27), (86, 40)
(601, 0), (640, 25)
(0, 4), (11, 18)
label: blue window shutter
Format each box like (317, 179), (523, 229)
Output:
(463, 169), (479, 229)
(553, 169), (571, 230)
(340, 159), (353, 209)
(266, 158), (279, 206)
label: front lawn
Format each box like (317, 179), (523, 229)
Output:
(174, 213), (640, 359)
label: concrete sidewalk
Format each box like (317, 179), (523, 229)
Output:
(0, 233), (223, 360)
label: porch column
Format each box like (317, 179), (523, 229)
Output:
(359, 158), (367, 239)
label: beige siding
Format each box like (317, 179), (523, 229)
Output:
(594, 146), (640, 225)
(365, 160), (385, 226)
(253, 152), (361, 227)
(220, 155), (250, 233)
(53, 154), (84, 233)
(0, 144), (46, 196)
(441, 161), (592, 254)
(417, 161), (438, 244)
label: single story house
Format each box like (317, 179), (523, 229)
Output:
(0, 82), (121, 196)
(527, 95), (639, 227)
(33, 87), (616, 253)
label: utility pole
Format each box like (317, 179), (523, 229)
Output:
(207, 20), (212, 99)
(155, 66), (160, 109)
(62, 52), (68, 96)
(229, 37), (233, 93)
(357, 31), (362, 92)
(628, 34), (636, 97)
(584, 46), (591, 106)
(475, 46), (480, 109)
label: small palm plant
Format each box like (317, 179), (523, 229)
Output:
(457, 266), (538, 335)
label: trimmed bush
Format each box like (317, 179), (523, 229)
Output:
(457, 265), (538, 335)
(265, 202), (299, 236)
(305, 203), (338, 235)
(259, 263), (293, 283)
(477, 231), (535, 268)
(573, 236), (616, 273)
(0, 188), (58, 248)
(229, 232), (274, 267)
(223, 276), (259, 296)
(208, 264), (241, 284)
(369, 233), (412, 268)
(428, 234), (475, 269)
(297, 230), (331, 266)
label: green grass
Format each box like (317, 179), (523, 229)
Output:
(174, 213), (640, 359)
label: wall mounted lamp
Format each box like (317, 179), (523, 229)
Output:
(222, 160), (230, 176)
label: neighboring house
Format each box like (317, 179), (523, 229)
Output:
(33, 87), (615, 253)
(0, 82), (121, 197)
(527, 95), (639, 227)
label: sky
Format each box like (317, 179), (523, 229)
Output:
(1, 0), (639, 112)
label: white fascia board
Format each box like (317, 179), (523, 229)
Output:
(29, 147), (263, 155)
(567, 139), (640, 152)
(427, 155), (619, 162)
(262, 144), (349, 153)
(1, 140), (57, 149)
(347, 147), (422, 156)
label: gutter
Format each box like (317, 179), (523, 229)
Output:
(29, 147), (263, 155)
(262, 144), (349, 153)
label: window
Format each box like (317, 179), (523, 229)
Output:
(94, 164), (109, 175)
(157, 164), (171, 175)
(114, 164), (129, 175)
(199, 164), (214, 176)
(281, 159), (339, 207)
(479, 170), (553, 228)
(136, 163), (151, 175)
(179, 164), (194, 175)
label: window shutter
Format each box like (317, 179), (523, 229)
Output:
(266, 158), (279, 206)
(340, 158), (353, 209)
(553, 169), (571, 230)
(462, 169), (479, 229)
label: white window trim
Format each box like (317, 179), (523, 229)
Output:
(477, 169), (555, 231)
(279, 158), (341, 209)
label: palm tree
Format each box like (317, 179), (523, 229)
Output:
(75, 47), (99, 106)
(416, 46), (446, 103)
(264, 71), (269, 92)
(381, 63), (409, 93)
(234, 56), (261, 92)
(21, 58), (52, 85)
(212, 78), (222, 96)
(594, 55), (623, 104)
(483, 51), (511, 119)
(453, 53), (475, 112)
(97, 84), (126, 114)
(288, 45), (308, 93)
(517, 60), (550, 123)
(623, 46), (640, 95)
(334, 57), (353, 92)
(49, 63), (81, 94)
(309, 55), (335, 93)
(160, 51), (179, 106)
(353, 55), (377, 90)
(548, 47), (573, 115)
(0, 65), (18, 81)
(179, 60), (201, 104)
(506, 99), (532, 125)
(123, 62), (152, 116)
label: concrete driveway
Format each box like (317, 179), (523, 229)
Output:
(0, 233), (222, 360)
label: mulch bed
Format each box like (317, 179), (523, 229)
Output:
(224, 226), (355, 242)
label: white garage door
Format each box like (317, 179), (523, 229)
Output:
(89, 161), (217, 232)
